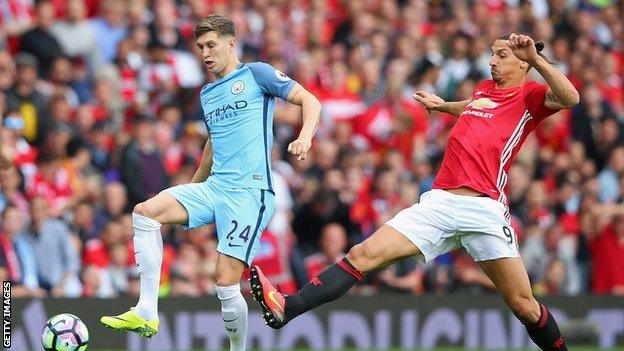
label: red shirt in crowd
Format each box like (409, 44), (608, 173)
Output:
(82, 238), (135, 268)
(534, 111), (570, 154)
(27, 170), (73, 213)
(589, 225), (624, 294)
(242, 230), (297, 294)
(352, 97), (427, 161)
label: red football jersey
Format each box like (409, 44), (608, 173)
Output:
(433, 80), (559, 206)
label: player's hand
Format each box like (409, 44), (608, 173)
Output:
(413, 91), (445, 113)
(506, 33), (540, 65)
(288, 137), (311, 160)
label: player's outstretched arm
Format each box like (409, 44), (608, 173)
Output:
(191, 137), (213, 183)
(413, 91), (470, 117)
(286, 83), (321, 160)
(506, 33), (579, 109)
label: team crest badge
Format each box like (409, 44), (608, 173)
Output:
(467, 98), (498, 109)
(275, 70), (291, 81)
(231, 80), (245, 94)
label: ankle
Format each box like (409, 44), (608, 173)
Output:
(284, 294), (308, 321)
(134, 303), (158, 320)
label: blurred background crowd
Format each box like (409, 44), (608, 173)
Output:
(1, 0), (623, 299)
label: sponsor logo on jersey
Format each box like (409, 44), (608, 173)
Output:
(231, 80), (245, 94)
(467, 98), (498, 110)
(205, 100), (248, 124)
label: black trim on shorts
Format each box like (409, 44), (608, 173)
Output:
(245, 189), (266, 262)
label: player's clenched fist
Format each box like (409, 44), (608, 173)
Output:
(505, 33), (540, 64)
(288, 138), (311, 160)
(413, 91), (445, 113)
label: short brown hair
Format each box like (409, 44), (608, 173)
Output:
(194, 14), (236, 39)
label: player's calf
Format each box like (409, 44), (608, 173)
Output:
(131, 212), (163, 321)
(214, 256), (249, 351)
(514, 301), (568, 351)
(251, 226), (415, 329)
(524, 304), (568, 351)
(251, 257), (363, 329)
(286, 257), (363, 321)
(216, 283), (248, 351)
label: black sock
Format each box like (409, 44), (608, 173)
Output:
(525, 304), (568, 351)
(284, 257), (363, 321)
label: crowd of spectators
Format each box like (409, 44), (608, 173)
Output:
(1, 0), (623, 299)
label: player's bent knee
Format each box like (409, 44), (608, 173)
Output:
(133, 200), (162, 222)
(508, 294), (540, 323)
(133, 202), (151, 217)
(347, 241), (382, 272)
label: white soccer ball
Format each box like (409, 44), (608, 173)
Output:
(41, 313), (89, 351)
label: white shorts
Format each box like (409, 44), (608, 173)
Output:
(386, 189), (520, 263)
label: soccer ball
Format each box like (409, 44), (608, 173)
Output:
(41, 313), (89, 351)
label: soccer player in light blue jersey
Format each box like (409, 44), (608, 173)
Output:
(101, 14), (321, 350)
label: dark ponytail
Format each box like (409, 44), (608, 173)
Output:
(534, 41), (549, 62)
(534, 41), (545, 52)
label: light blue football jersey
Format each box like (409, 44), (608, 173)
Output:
(199, 62), (296, 191)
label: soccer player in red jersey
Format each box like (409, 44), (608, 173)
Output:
(250, 33), (579, 351)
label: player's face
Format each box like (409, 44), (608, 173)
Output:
(489, 39), (526, 83)
(196, 31), (236, 75)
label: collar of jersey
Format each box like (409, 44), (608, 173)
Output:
(206, 62), (246, 87)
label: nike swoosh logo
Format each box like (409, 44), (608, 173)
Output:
(134, 251), (141, 255)
(109, 316), (152, 330)
(267, 291), (284, 315)
(222, 316), (239, 323)
(228, 243), (243, 247)
(111, 316), (131, 323)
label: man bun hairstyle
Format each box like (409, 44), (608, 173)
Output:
(533, 41), (549, 63)
(534, 41), (545, 53)
(194, 14), (236, 40)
